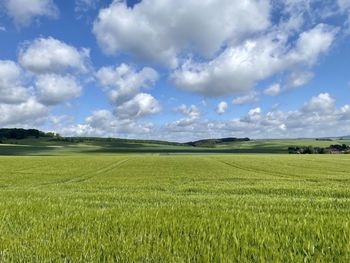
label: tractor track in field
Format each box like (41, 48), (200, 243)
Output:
(67, 159), (130, 184)
(209, 158), (299, 180)
(35, 159), (129, 187)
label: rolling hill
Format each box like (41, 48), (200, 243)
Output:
(0, 128), (350, 155)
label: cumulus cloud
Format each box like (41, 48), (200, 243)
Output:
(173, 24), (337, 96)
(290, 24), (337, 65)
(96, 63), (158, 105)
(84, 110), (118, 132)
(92, 1), (337, 97)
(2, 0), (58, 27)
(0, 60), (30, 104)
(0, 59), (84, 127)
(93, 0), (270, 67)
(216, 101), (228, 115)
(228, 93), (346, 138)
(0, 97), (48, 127)
(114, 93), (161, 120)
(1, 1), (347, 140)
(65, 110), (123, 137)
(264, 84), (281, 96)
(35, 74), (82, 105)
(96, 64), (161, 121)
(233, 91), (260, 105)
(167, 104), (201, 130)
(301, 93), (335, 113)
(239, 107), (263, 124)
(57, 93), (350, 141)
(162, 93), (350, 141)
(58, 109), (155, 138)
(19, 37), (90, 74)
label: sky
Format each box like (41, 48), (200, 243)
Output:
(0, 0), (350, 141)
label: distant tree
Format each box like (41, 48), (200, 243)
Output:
(0, 128), (43, 139)
(45, 132), (56, 137)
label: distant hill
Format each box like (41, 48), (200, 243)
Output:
(1, 128), (349, 156)
(53, 136), (184, 147)
(315, 136), (350, 141)
(0, 128), (251, 147)
(186, 137), (250, 147)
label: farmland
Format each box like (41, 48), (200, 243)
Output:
(1, 154), (350, 261)
(1, 136), (350, 155)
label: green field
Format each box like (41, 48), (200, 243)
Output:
(1, 154), (350, 261)
(1, 137), (350, 155)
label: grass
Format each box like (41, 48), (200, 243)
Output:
(0, 154), (350, 261)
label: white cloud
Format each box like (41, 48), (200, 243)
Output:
(48, 92), (350, 141)
(0, 26), (6, 31)
(1, 1), (347, 140)
(96, 64), (160, 122)
(167, 104), (201, 129)
(85, 110), (154, 135)
(248, 107), (262, 116)
(93, 0), (270, 67)
(0, 59), (84, 128)
(264, 84), (281, 96)
(0, 97), (48, 127)
(35, 74), (82, 105)
(241, 107), (263, 123)
(340, 105), (350, 120)
(114, 93), (161, 120)
(93, 1), (337, 98)
(58, 109), (155, 137)
(84, 110), (118, 132)
(301, 93), (335, 113)
(176, 104), (201, 119)
(67, 110), (126, 137)
(0, 60), (30, 104)
(96, 63), (158, 105)
(233, 91), (259, 105)
(173, 24), (337, 96)
(216, 101), (228, 115)
(290, 24), (337, 65)
(19, 37), (90, 74)
(3, 0), (58, 27)
(287, 71), (314, 88)
(162, 93), (350, 140)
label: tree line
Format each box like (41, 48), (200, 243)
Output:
(0, 128), (57, 140)
(288, 144), (350, 154)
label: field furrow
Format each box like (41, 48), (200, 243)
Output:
(0, 155), (350, 261)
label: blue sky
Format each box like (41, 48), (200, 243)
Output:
(0, 0), (349, 141)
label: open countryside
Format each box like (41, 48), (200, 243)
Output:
(1, 130), (350, 261)
(2, 0), (350, 261)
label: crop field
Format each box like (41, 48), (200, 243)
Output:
(1, 154), (350, 261)
(1, 137), (350, 155)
